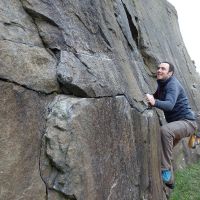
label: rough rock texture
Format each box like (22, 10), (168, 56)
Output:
(0, 0), (59, 93)
(40, 95), (162, 200)
(0, 82), (52, 200)
(0, 0), (200, 199)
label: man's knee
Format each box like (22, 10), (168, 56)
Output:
(160, 125), (173, 138)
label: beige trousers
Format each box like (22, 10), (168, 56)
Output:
(160, 119), (197, 171)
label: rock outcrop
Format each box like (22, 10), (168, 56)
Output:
(0, 0), (200, 199)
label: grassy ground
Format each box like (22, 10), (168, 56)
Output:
(170, 161), (200, 200)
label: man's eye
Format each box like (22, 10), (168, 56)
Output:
(157, 67), (166, 70)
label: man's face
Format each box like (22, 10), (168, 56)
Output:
(157, 63), (173, 80)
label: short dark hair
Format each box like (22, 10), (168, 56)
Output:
(159, 61), (175, 74)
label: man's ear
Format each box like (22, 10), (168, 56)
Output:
(168, 71), (173, 77)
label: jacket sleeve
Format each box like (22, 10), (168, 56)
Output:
(154, 82), (179, 111)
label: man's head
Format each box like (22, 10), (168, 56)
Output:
(157, 62), (174, 80)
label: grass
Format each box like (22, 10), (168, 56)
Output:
(170, 161), (200, 200)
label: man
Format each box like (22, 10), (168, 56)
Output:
(146, 62), (197, 189)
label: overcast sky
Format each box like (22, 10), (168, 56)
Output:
(167, 0), (200, 73)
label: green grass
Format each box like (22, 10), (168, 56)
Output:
(170, 161), (200, 200)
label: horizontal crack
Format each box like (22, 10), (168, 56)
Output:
(56, 92), (149, 113)
(0, 20), (37, 32)
(0, 77), (58, 96)
(1, 21), (26, 31)
(1, 38), (44, 48)
(87, 93), (124, 99)
(0, 65), (148, 113)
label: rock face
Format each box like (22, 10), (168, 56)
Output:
(0, 0), (200, 200)
(0, 82), (50, 200)
(41, 96), (162, 200)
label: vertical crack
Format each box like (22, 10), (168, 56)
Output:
(18, 0), (66, 61)
(121, 1), (139, 47)
(17, 1), (58, 199)
(39, 134), (49, 200)
(98, 25), (112, 48)
(18, 0), (58, 62)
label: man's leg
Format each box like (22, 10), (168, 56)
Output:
(161, 120), (197, 171)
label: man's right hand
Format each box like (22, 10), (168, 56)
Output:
(146, 94), (156, 106)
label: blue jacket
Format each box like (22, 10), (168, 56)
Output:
(153, 76), (195, 123)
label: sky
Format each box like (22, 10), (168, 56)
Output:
(167, 0), (200, 73)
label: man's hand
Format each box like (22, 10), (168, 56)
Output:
(146, 94), (156, 106)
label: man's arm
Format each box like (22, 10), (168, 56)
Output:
(154, 84), (178, 111)
(146, 83), (179, 111)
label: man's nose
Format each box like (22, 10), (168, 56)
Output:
(157, 68), (161, 72)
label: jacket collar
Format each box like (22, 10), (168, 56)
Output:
(157, 76), (173, 86)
